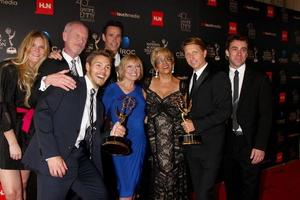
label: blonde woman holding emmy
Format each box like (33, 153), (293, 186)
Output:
(143, 47), (190, 200)
(0, 31), (50, 200)
(102, 55), (146, 200)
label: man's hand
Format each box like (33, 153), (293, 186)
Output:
(48, 49), (63, 60)
(250, 148), (265, 164)
(9, 143), (22, 160)
(110, 122), (126, 137)
(181, 119), (195, 133)
(44, 70), (76, 91)
(47, 156), (68, 177)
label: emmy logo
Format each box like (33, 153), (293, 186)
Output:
(102, 95), (136, 155)
(247, 23), (256, 40)
(271, 49), (276, 63)
(253, 47), (258, 63)
(214, 43), (220, 61)
(91, 33), (100, 50)
(279, 70), (287, 85)
(161, 38), (168, 48)
(177, 95), (202, 145)
(5, 27), (17, 54)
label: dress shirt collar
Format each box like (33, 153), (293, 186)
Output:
(62, 49), (80, 66)
(229, 63), (246, 76)
(193, 62), (208, 79)
(85, 75), (99, 94)
(114, 52), (121, 67)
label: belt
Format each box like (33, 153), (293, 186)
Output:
(232, 130), (243, 136)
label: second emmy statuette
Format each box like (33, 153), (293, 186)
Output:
(102, 95), (136, 155)
(177, 96), (202, 145)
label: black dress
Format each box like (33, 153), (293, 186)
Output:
(144, 78), (191, 200)
(0, 62), (36, 169)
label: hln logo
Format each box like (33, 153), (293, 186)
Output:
(38, 2), (52, 9)
(153, 16), (162, 21)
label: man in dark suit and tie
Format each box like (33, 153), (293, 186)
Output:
(101, 20), (124, 84)
(223, 34), (272, 200)
(35, 21), (89, 93)
(181, 37), (232, 200)
(22, 50), (125, 200)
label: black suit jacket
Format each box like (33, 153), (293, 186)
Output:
(188, 64), (232, 156)
(22, 77), (104, 176)
(33, 57), (86, 100)
(229, 66), (272, 151)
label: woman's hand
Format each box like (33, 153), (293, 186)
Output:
(9, 142), (22, 160)
(4, 129), (22, 160)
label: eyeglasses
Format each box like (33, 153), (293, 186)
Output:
(155, 57), (173, 65)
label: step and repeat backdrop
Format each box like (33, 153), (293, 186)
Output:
(0, 0), (299, 165)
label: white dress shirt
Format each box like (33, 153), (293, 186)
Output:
(74, 75), (98, 147)
(229, 64), (246, 131)
(189, 62), (208, 94)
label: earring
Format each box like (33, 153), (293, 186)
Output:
(172, 67), (174, 74)
(155, 70), (158, 78)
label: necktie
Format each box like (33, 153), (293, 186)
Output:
(232, 70), (239, 130)
(190, 73), (197, 96)
(233, 70), (239, 102)
(85, 88), (96, 159)
(71, 59), (78, 76)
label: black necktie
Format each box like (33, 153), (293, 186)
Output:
(232, 70), (239, 130)
(85, 88), (96, 159)
(71, 59), (78, 76)
(190, 73), (197, 96)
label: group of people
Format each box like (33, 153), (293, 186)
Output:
(0, 19), (272, 200)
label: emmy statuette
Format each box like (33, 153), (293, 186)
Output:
(102, 95), (136, 155)
(177, 96), (202, 145)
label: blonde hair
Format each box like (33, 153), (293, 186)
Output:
(11, 31), (50, 107)
(150, 47), (174, 68)
(118, 55), (144, 81)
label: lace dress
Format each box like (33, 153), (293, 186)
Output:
(144, 78), (191, 200)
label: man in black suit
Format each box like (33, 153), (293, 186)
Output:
(181, 37), (232, 200)
(101, 20), (124, 83)
(223, 35), (272, 200)
(23, 50), (125, 200)
(36, 21), (89, 92)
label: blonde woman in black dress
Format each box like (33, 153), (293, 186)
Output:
(143, 47), (190, 200)
(0, 31), (50, 200)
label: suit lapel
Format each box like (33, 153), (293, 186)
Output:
(60, 58), (70, 71)
(191, 65), (209, 98)
(238, 67), (253, 108)
(76, 78), (87, 128)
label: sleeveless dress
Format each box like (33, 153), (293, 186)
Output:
(144, 78), (191, 200)
(0, 62), (36, 169)
(102, 82), (146, 197)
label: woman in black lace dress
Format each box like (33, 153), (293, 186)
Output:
(0, 31), (49, 200)
(144, 47), (190, 200)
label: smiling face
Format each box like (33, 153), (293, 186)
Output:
(27, 37), (47, 67)
(155, 52), (174, 75)
(122, 60), (141, 82)
(226, 39), (248, 69)
(102, 26), (122, 54)
(63, 23), (88, 58)
(118, 55), (143, 82)
(86, 55), (111, 87)
(183, 44), (207, 71)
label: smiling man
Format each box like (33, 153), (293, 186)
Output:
(23, 50), (125, 200)
(101, 20), (124, 83)
(223, 34), (272, 200)
(181, 37), (232, 200)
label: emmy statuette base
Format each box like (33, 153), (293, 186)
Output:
(178, 133), (202, 145)
(102, 136), (131, 155)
